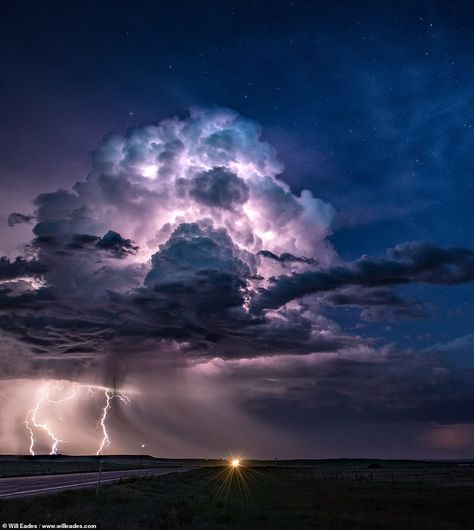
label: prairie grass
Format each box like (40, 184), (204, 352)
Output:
(1, 466), (474, 529)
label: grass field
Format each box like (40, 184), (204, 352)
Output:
(1, 464), (474, 529)
(0, 455), (197, 478)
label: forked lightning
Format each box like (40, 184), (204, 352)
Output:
(25, 383), (130, 455)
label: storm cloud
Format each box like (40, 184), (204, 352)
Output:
(0, 256), (48, 281)
(2, 110), (474, 368)
(7, 212), (35, 227)
(1, 107), (474, 457)
(252, 242), (474, 312)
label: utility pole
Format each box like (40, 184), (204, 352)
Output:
(96, 458), (103, 497)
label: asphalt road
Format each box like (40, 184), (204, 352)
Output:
(0, 467), (190, 498)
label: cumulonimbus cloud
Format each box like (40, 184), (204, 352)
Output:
(1, 107), (473, 381)
(2, 107), (474, 457)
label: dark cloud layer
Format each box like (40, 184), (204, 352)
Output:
(7, 212), (35, 227)
(258, 249), (317, 265)
(321, 287), (432, 321)
(253, 242), (474, 312)
(32, 230), (139, 259)
(0, 256), (47, 281)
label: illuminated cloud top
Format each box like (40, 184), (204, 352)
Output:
(0, 108), (341, 368)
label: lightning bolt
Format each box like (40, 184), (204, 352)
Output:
(25, 384), (77, 456)
(24, 383), (130, 456)
(25, 393), (55, 456)
(96, 388), (131, 456)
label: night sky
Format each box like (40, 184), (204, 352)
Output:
(1, 1), (473, 458)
